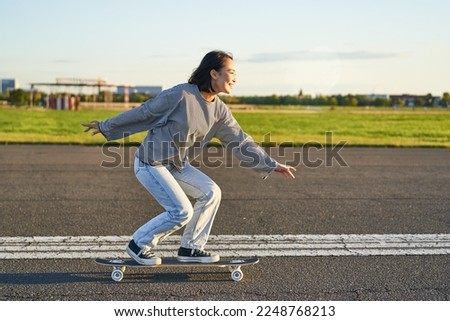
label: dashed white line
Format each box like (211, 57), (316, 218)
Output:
(1, 234), (449, 259)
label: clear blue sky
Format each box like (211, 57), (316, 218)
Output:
(1, 0), (449, 96)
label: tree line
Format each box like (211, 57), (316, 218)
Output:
(220, 92), (450, 108)
(1, 89), (449, 108)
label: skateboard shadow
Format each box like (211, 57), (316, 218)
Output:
(121, 270), (233, 283)
(0, 270), (238, 285)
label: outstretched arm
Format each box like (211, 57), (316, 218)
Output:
(213, 107), (296, 179)
(81, 88), (175, 141)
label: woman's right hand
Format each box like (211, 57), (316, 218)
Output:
(82, 120), (101, 136)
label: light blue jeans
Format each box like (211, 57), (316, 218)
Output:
(132, 157), (221, 253)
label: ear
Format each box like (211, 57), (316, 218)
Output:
(210, 69), (219, 80)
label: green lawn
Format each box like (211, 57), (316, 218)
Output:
(0, 106), (449, 147)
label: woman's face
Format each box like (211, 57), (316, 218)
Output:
(211, 58), (237, 94)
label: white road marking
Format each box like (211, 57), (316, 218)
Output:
(1, 234), (449, 259)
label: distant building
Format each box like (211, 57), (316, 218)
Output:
(390, 94), (440, 107)
(1, 79), (18, 94)
(116, 86), (162, 96)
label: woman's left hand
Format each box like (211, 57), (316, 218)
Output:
(81, 120), (101, 136)
(274, 163), (296, 179)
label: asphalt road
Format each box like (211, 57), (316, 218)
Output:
(0, 145), (449, 300)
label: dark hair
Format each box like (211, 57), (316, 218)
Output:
(188, 50), (233, 93)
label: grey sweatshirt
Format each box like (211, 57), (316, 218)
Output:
(99, 83), (278, 178)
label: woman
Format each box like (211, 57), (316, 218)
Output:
(83, 50), (295, 265)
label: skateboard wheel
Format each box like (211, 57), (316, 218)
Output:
(111, 268), (124, 282)
(231, 269), (243, 282)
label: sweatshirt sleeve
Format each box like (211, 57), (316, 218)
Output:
(213, 107), (278, 179)
(98, 90), (172, 141)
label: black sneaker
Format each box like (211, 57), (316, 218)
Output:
(177, 247), (220, 263)
(126, 239), (161, 265)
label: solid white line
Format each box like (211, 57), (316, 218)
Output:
(0, 234), (449, 259)
(0, 234), (450, 259)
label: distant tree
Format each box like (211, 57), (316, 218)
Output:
(356, 95), (371, 107)
(373, 98), (391, 107)
(269, 94), (280, 105)
(8, 89), (28, 106)
(334, 95), (345, 106)
(129, 92), (155, 103)
(424, 93), (434, 107)
(343, 95), (358, 107)
(32, 91), (43, 105)
(441, 92), (449, 107)
(328, 97), (338, 106)
(220, 95), (240, 104)
(113, 93), (125, 102)
(315, 95), (329, 106)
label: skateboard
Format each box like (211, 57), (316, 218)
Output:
(95, 257), (259, 282)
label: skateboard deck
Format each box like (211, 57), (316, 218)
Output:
(95, 257), (258, 282)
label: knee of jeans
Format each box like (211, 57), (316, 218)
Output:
(205, 183), (221, 203)
(170, 205), (193, 225)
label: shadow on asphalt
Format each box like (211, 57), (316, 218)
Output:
(0, 270), (237, 284)
(0, 272), (106, 284)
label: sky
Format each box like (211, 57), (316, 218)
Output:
(1, 0), (449, 96)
